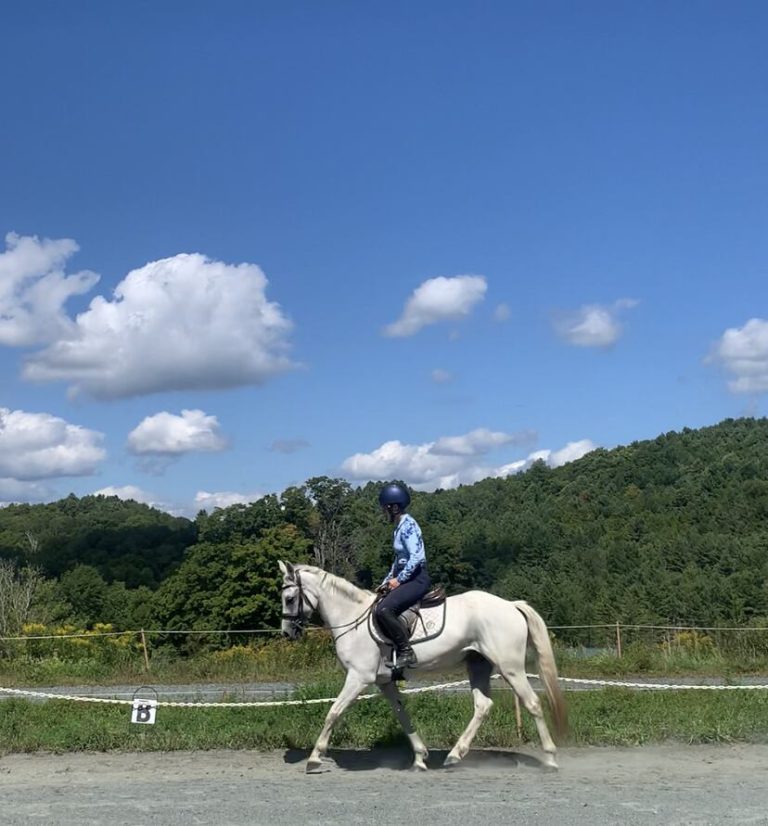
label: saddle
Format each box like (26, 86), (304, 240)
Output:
(370, 585), (448, 646)
(420, 585), (447, 608)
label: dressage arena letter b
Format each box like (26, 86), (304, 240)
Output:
(131, 699), (157, 725)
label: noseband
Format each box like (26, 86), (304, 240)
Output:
(281, 570), (317, 632)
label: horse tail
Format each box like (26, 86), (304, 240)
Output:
(513, 600), (569, 741)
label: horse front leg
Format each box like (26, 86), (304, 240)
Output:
(306, 671), (369, 773)
(378, 681), (429, 771)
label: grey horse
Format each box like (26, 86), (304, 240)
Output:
(279, 561), (568, 773)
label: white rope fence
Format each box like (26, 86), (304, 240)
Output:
(554, 676), (768, 691)
(3, 672), (768, 708)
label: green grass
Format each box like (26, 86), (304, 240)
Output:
(6, 636), (768, 689)
(555, 644), (768, 680)
(0, 633), (340, 687)
(2, 687), (768, 755)
(4, 628), (768, 755)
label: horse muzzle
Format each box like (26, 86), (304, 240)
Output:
(282, 621), (304, 641)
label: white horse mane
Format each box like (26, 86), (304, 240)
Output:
(296, 565), (372, 605)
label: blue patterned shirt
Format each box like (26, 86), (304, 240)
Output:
(382, 514), (427, 584)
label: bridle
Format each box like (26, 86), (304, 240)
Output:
(281, 570), (318, 633)
(281, 568), (378, 639)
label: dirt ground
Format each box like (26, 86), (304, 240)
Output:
(2, 744), (768, 825)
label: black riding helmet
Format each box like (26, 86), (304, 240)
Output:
(378, 483), (411, 510)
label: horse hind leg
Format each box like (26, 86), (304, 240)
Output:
(443, 652), (494, 768)
(500, 669), (559, 770)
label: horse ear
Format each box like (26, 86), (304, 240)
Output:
(278, 560), (295, 579)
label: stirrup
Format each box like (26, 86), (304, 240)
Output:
(386, 647), (417, 669)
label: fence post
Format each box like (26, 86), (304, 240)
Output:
(140, 629), (151, 672)
(615, 621), (622, 658)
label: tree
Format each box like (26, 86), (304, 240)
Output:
(195, 495), (284, 544)
(305, 476), (355, 575)
(0, 559), (44, 638)
(279, 486), (313, 537)
(0, 494), (195, 587)
(4, 417), (768, 632)
(153, 524), (311, 636)
(224, 525), (312, 628)
(58, 565), (110, 626)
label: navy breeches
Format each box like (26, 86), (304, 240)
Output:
(377, 567), (432, 616)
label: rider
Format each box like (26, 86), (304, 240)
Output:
(374, 482), (431, 669)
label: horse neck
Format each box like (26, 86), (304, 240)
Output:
(306, 572), (371, 630)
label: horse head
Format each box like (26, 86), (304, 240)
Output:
(278, 560), (318, 640)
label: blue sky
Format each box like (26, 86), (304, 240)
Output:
(1, 1), (766, 515)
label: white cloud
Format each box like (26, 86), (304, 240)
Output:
(431, 427), (533, 456)
(547, 439), (597, 467)
(708, 318), (768, 394)
(341, 429), (596, 490)
(0, 478), (52, 505)
(431, 369), (453, 384)
(490, 459), (529, 477)
(490, 442), (596, 477)
(553, 298), (638, 348)
(493, 303), (511, 322)
(22, 251), (296, 399)
(194, 490), (264, 511)
(342, 440), (453, 485)
(92, 484), (188, 514)
(0, 232), (100, 347)
(128, 409), (227, 455)
(93, 485), (158, 506)
(383, 275), (487, 337)
(0, 408), (105, 481)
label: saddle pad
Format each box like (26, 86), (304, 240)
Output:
(369, 601), (447, 647)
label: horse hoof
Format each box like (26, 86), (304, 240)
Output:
(305, 759), (330, 774)
(410, 762), (428, 772)
(443, 755), (462, 768)
(542, 757), (559, 772)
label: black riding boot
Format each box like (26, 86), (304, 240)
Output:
(386, 645), (417, 669)
(377, 606), (418, 669)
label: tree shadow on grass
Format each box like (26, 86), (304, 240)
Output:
(283, 747), (547, 772)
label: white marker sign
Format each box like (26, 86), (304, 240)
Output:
(131, 698), (158, 725)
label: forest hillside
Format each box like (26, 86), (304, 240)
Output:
(1, 417), (766, 632)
